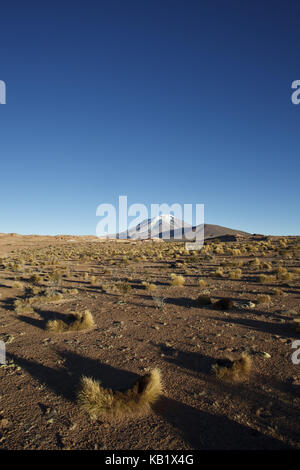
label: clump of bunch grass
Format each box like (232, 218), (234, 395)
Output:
(90, 275), (98, 286)
(274, 266), (294, 281)
(14, 299), (34, 315)
(67, 288), (79, 295)
(278, 271), (294, 282)
(262, 262), (272, 270)
(77, 368), (162, 419)
(258, 274), (276, 284)
(48, 270), (62, 286)
(141, 281), (157, 292)
(198, 279), (207, 288)
(25, 285), (42, 295)
(12, 281), (23, 289)
(212, 353), (251, 382)
(46, 310), (95, 332)
(117, 281), (132, 296)
(170, 274), (185, 287)
(257, 294), (271, 305)
(42, 291), (64, 303)
(29, 273), (43, 285)
(228, 268), (242, 280)
(212, 267), (224, 278)
(120, 256), (129, 266)
(272, 287), (284, 296)
(249, 258), (260, 268)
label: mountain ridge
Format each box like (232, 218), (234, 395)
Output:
(116, 215), (250, 240)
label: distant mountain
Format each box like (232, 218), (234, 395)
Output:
(198, 224), (250, 240)
(118, 214), (191, 240)
(117, 215), (250, 240)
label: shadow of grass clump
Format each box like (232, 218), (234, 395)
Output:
(196, 295), (212, 306)
(153, 396), (289, 450)
(165, 296), (235, 310)
(7, 351), (140, 401)
(293, 318), (300, 333)
(213, 298), (234, 310)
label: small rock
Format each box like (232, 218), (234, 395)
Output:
(261, 352), (271, 358)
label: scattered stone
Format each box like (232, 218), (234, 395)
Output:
(240, 301), (256, 309)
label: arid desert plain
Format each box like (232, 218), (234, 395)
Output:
(0, 232), (300, 450)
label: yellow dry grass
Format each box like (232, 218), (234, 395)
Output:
(212, 354), (251, 382)
(46, 310), (95, 332)
(77, 369), (162, 419)
(170, 275), (185, 287)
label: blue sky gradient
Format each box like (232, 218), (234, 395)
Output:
(0, 1), (299, 235)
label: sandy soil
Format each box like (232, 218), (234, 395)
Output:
(0, 233), (299, 450)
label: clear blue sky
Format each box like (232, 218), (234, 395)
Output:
(0, 0), (299, 236)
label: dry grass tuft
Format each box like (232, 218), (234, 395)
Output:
(170, 275), (185, 287)
(14, 299), (34, 315)
(48, 270), (62, 286)
(249, 258), (260, 268)
(212, 354), (252, 382)
(42, 292), (64, 302)
(258, 274), (276, 284)
(90, 275), (98, 286)
(12, 281), (23, 289)
(198, 279), (207, 288)
(257, 294), (271, 305)
(228, 269), (242, 280)
(278, 271), (294, 282)
(29, 273), (43, 285)
(142, 281), (157, 292)
(46, 310), (95, 332)
(25, 285), (41, 295)
(212, 267), (224, 278)
(77, 368), (162, 419)
(275, 266), (287, 276)
(117, 281), (132, 296)
(272, 287), (284, 296)
(262, 262), (272, 270)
